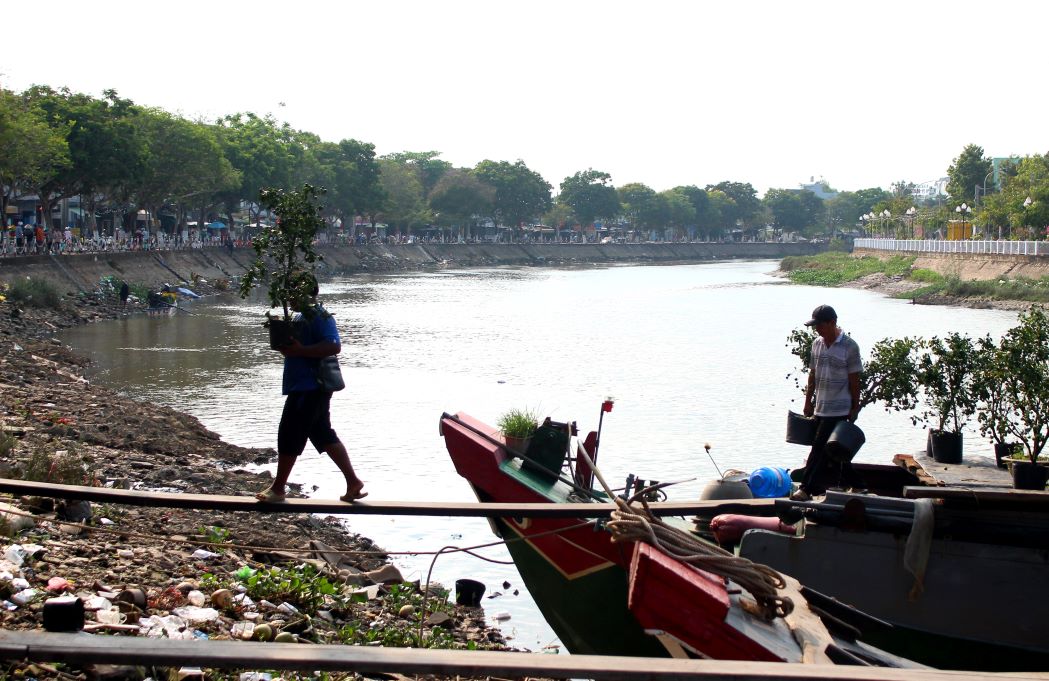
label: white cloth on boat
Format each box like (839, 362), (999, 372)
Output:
(903, 497), (934, 600)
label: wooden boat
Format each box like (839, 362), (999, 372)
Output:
(733, 482), (1049, 672)
(439, 412), (922, 668)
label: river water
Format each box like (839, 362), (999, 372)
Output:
(59, 259), (1019, 652)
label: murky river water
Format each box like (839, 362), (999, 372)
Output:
(59, 260), (1019, 651)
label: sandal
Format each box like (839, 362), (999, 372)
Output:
(255, 488), (286, 503)
(339, 491), (368, 503)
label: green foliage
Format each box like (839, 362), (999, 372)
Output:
(915, 333), (979, 434)
(237, 563), (346, 615)
(780, 253), (915, 287)
(428, 168), (495, 229)
(497, 408), (540, 438)
(946, 144), (992, 205)
(474, 159), (552, 229)
(786, 328), (919, 413)
(5, 277), (64, 309)
(21, 446), (92, 485)
(558, 169), (620, 227)
(909, 268), (944, 283)
(239, 183), (326, 320)
(975, 308), (1049, 462)
(199, 525), (231, 546)
(896, 274), (1049, 304)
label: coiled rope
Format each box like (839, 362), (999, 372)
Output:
(577, 443), (794, 619)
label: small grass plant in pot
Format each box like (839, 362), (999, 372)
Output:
(238, 183), (326, 349)
(915, 333), (978, 464)
(498, 407), (540, 454)
(982, 308), (1049, 489)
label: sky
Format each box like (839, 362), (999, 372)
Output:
(5, 0), (1047, 197)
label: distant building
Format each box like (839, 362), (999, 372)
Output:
(799, 177), (838, 200)
(911, 178), (948, 204)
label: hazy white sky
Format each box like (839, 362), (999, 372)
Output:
(5, 0), (1046, 196)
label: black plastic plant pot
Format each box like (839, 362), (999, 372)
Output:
(930, 430), (963, 464)
(455, 578), (486, 607)
(1011, 460), (1049, 490)
(268, 318), (301, 350)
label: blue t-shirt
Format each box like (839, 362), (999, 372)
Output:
(282, 305), (341, 394)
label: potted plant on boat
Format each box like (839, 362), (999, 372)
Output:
(238, 184), (326, 348)
(498, 407), (540, 454)
(984, 308), (1049, 489)
(914, 332), (978, 464)
(972, 334), (1022, 469)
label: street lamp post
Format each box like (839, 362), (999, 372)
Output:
(905, 206), (917, 239)
(880, 209), (891, 238)
(954, 203), (972, 240)
(860, 212), (873, 237)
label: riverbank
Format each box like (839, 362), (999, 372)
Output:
(779, 252), (1049, 312)
(0, 294), (541, 680)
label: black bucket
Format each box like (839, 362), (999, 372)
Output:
(455, 578), (486, 607)
(786, 411), (817, 446)
(826, 421), (865, 462)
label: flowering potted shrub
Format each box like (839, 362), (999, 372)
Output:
(238, 184), (326, 348)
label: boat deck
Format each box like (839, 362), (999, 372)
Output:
(908, 451), (1013, 489)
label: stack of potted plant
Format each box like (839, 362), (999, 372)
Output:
(238, 183), (326, 348)
(974, 308), (1049, 489)
(915, 332), (979, 464)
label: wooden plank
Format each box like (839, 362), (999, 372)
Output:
(0, 631), (1036, 680)
(0, 478), (775, 518)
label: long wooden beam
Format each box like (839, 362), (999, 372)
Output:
(904, 485), (1049, 508)
(0, 478), (774, 518)
(0, 632), (1034, 680)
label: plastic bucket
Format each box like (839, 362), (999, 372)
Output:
(455, 578), (486, 607)
(826, 421), (865, 462)
(748, 466), (792, 498)
(786, 411), (817, 446)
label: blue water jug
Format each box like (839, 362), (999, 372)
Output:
(748, 466), (792, 498)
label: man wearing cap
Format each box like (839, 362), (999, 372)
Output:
(790, 304), (863, 501)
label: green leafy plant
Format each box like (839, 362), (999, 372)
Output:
(497, 407), (540, 439)
(915, 333), (978, 434)
(199, 525), (231, 546)
(5, 276), (64, 309)
(237, 563), (346, 615)
(21, 446), (95, 486)
(786, 327), (920, 413)
(238, 183), (326, 321)
(975, 308), (1049, 463)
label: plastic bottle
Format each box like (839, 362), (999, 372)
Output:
(748, 466), (792, 498)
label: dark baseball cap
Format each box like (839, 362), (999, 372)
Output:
(804, 305), (837, 326)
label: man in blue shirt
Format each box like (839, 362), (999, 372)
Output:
(256, 273), (366, 503)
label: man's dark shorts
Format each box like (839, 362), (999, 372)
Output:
(278, 390), (340, 457)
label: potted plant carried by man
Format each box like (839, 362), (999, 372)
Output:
(915, 332), (978, 464)
(239, 184), (326, 348)
(980, 308), (1049, 488)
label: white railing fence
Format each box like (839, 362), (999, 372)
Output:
(854, 238), (1044, 256)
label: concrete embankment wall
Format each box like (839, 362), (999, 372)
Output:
(853, 248), (1049, 281)
(0, 242), (823, 293)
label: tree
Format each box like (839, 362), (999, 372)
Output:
(473, 159), (552, 231)
(215, 112), (301, 223)
(618, 183), (669, 238)
(428, 168), (495, 239)
(558, 169), (620, 228)
(705, 181), (762, 228)
(381, 151), (451, 196)
(705, 190), (736, 239)
(377, 158), (429, 234)
(826, 188), (891, 232)
(132, 109), (239, 232)
(315, 138), (384, 231)
(0, 90), (69, 215)
(763, 188), (824, 234)
(24, 86), (148, 233)
(661, 188), (697, 239)
(946, 144), (992, 206)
